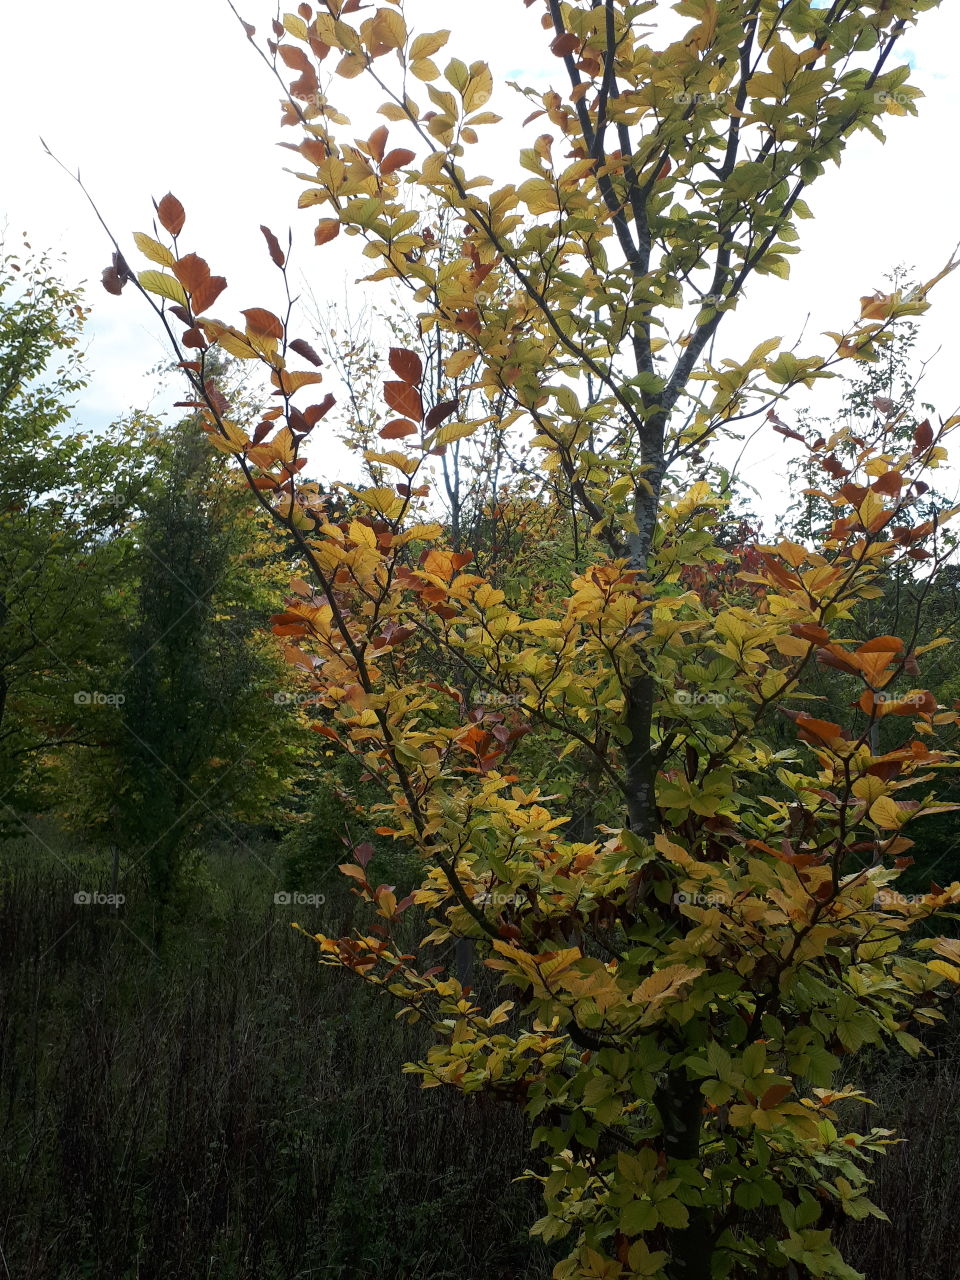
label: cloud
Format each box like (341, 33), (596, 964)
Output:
(3, 0), (956, 515)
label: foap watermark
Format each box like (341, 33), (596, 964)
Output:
(875, 90), (913, 108)
(74, 690), (125, 707)
(272, 691), (315, 707)
(74, 890), (125, 906)
(672, 90), (728, 106)
(873, 889), (933, 909)
(274, 891), (326, 907)
(474, 890), (522, 907)
(874, 692), (931, 710)
(672, 690), (728, 707)
(674, 890), (727, 907)
(476, 691), (523, 708)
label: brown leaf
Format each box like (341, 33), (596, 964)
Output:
(314, 219), (341, 246)
(760, 1084), (793, 1110)
(171, 252), (210, 294)
(101, 265), (124, 295)
(425, 400), (457, 431)
(384, 380), (424, 421)
(289, 337), (322, 366)
(191, 275), (227, 314)
(243, 307), (284, 340)
(914, 419), (934, 452)
(303, 395), (336, 425)
(156, 192), (185, 236)
(388, 347), (423, 386)
(367, 125), (388, 163)
(550, 32), (579, 56)
(278, 42), (312, 72)
(260, 225), (286, 268)
(379, 418), (418, 439)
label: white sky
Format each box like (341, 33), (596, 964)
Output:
(2, 0), (959, 515)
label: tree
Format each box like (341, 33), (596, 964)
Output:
(108, 2), (960, 1276)
(101, 410), (309, 922)
(0, 241), (149, 820)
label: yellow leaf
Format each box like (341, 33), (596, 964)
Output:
(869, 796), (901, 830)
(928, 959), (960, 983)
(396, 522), (444, 545)
(138, 270), (187, 306)
(433, 420), (478, 446)
(370, 7), (406, 51)
(133, 233), (175, 267)
(215, 329), (258, 360)
(445, 348), (474, 378)
(273, 369), (325, 394)
(411, 57), (440, 81)
(463, 62), (493, 114)
(633, 964), (700, 1005)
(282, 12), (309, 41)
(852, 775), (887, 805)
(410, 30), (449, 60)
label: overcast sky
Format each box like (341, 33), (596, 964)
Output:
(2, 0), (958, 515)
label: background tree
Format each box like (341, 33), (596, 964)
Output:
(0, 241), (152, 822)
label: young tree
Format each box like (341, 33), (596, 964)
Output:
(108, 2), (960, 1276)
(105, 412), (309, 922)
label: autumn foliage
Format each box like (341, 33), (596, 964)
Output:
(109, 1), (960, 1276)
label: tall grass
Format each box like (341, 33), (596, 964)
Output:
(1, 829), (959, 1279)
(0, 831), (553, 1280)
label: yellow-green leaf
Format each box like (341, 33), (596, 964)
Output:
(138, 271), (188, 306)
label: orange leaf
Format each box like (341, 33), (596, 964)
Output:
(156, 193), (185, 236)
(191, 275), (227, 314)
(172, 252), (210, 294)
(381, 147), (415, 175)
(243, 308), (284, 339)
(367, 124), (388, 163)
(314, 219), (341, 246)
(384, 380), (424, 421)
(380, 418), (418, 439)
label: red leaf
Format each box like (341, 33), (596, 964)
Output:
(260, 225), (286, 267)
(384, 381), (424, 421)
(355, 842), (375, 867)
(156, 192), (185, 236)
(388, 347), (423, 386)
(289, 337), (322, 366)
